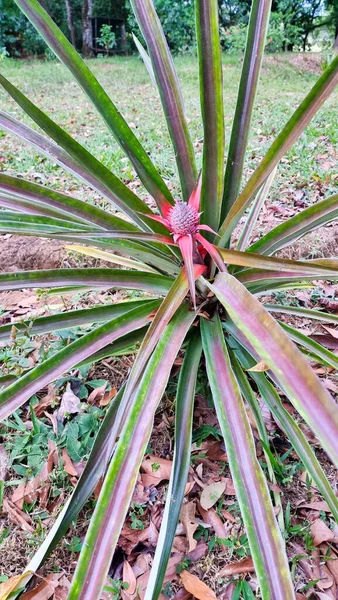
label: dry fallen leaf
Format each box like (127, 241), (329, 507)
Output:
(100, 385), (117, 407)
(34, 385), (56, 417)
(0, 444), (9, 480)
(311, 519), (334, 546)
(122, 560), (137, 596)
(87, 382), (107, 405)
(141, 456), (172, 486)
(3, 497), (34, 532)
(57, 383), (82, 422)
(180, 571), (217, 600)
(200, 481), (226, 510)
(217, 557), (255, 577)
(297, 501), (330, 513)
(198, 505), (228, 541)
(0, 573), (33, 600)
(180, 502), (198, 552)
(20, 574), (61, 599)
(62, 448), (78, 477)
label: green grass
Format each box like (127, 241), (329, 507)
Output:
(0, 53), (337, 208)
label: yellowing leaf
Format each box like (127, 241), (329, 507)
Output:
(0, 572), (33, 600)
(200, 481), (225, 510)
(65, 245), (156, 273)
(246, 360), (269, 372)
(180, 571), (217, 600)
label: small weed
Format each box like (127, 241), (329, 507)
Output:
(129, 503), (146, 530)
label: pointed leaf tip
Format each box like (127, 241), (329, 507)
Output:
(188, 172), (202, 212)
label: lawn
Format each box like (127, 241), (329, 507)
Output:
(0, 53), (338, 599)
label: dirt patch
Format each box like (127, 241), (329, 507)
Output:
(0, 235), (64, 272)
(264, 52), (324, 75)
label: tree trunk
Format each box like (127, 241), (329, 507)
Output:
(65, 0), (76, 48)
(82, 0), (93, 57)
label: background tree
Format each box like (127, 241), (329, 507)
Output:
(65, 0), (76, 47)
(82, 0), (93, 56)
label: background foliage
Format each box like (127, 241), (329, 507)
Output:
(1, 0), (338, 56)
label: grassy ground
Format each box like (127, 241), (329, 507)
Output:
(0, 53), (337, 203)
(0, 53), (338, 599)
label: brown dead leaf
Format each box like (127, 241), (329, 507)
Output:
(34, 386), (56, 417)
(3, 497), (34, 532)
(54, 575), (71, 600)
(141, 456), (172, 486)
(311, 519), (334, 546)
(62, 448), (78, 477)
(297, 501), (331, 513)
(20, 574), (61, 599)
(246, 360), (269, 372)
(122, 561), (136, 595)
(217, 557), (255, 577)
(223, 477), (236, 495)
(180, 571), (216, 600)
(325, 553), (338, 585)
(200, 481), (225, 510)
(87, 382), (107, 405)
(180, 502), (198, 552)
(186, 542), (208, 562)
(0, 573), (33, 600)
(57, 383), (82, 422)
(198, 505), (227, 541)
(0, 444), (9, 480)
(322, 326), (338, 339)
(100, 386), (117, 407)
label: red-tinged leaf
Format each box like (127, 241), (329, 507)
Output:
(0, 269), (173, 295)
(311, 519), (335, 546)
(0, 301), (159, 421)
(218, 55), (338, 245)
(121, 267), (204, 410)
(221, 0), (271, 218)
(180, 571), (216, 600)
(0, 173), (121, 230)
(195, 233), (225, 272)
(201, 314), (294, 598)
(248, 192), (338, 256)
(178, 235), (196, 309)
(217, 557), (255, 577)
(68, 305), (197, 599)
(145, 334), (202, 600)
(4, 2), (173, 209)
(188, 173), (202, 212)
(130, 0), (197, 202)
(0, 106), (150, 230)
(208, 272), (338, 467)
(195, 0), (224, 233)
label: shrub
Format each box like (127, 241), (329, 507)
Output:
(0, 0), (338, 598)
(222, 14), (304, 54)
